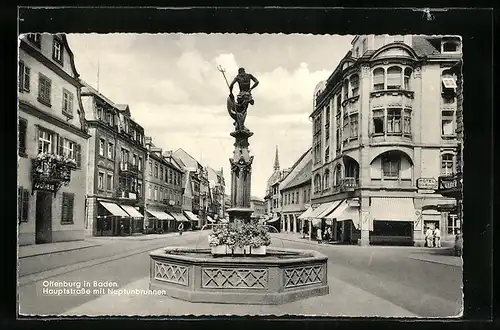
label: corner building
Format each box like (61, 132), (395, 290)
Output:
(309, 35), (462, 246)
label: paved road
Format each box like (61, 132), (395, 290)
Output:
(18, 233), (462, 317)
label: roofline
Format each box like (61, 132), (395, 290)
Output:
(280, 147), (312, 183)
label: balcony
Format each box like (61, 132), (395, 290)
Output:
(118, 190), (138, 200)
(332, 177), (359, 193)
(120, 161), (139, 174)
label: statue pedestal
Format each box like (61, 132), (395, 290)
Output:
(226, 207), (253, 228)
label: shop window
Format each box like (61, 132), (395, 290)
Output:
(387, 66), (402, 90)
(373, 68), (385, 91)
(372, 109), (385, 134)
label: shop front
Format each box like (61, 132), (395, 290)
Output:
(324, 199), (361, 244)
(266, 215), (281, 232)
(183, 211), (199, 230)
(171, 212), (189, 231)
(369, 197), (415, 246)
(146, 209), (174, 233)
(120, 205), (144, 235)
(96, 201), (131, 236)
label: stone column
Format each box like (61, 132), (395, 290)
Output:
(287, 215), (291, 233)
(226, 129), (254, 228)
(359, 196), (370, 246)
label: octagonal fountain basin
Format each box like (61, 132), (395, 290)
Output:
(149, 247), (329, 305)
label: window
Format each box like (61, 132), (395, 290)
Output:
(441, 154), (454, 175)
(52, 38), (63, 64)
(107, 112), (114, 126)
(99, 138), (105, 156)
(107, 142), (114, 159)
(403, 110), (412, 134)
(106, 173), (113, 190)
(324, 170), (330, 189)
(27, 33), (41, 48)
(335, 165), (342, 186)
(442, 41), (459, 53)
(314, 174), (322, 193)
(447, 213), (459, 234)
(137, 182), (142, 197)
(17, 187), (29, 223)
(373, 68), (385, 91)
(355, 47), (359, 57)
(98, 172), (104, 190)
(155, 187), (159, 201)
(350, 74), (359, 97)
(336, 93), (342, 114)
(362, 38), (368, 53)
(38, 128), (53, 154)
(404, 68), (412, 90)
(133, 155), (137, 166)
(160, 166), (164, 181)
(62, 89), (74, 116)
(18, 119), (27, 156)
(325, 147), (330, 163)
(442, 111), (455, 135)
(160, 187), (164, 201)
(382, 154), (400, 178)
(38, 74), (52, 106)
(138, 157), (142, 171)
(336, 129), (341, 151)
(442, 77), (457, 90)
(154, 163), (159, 178)
(61, 192), (74, 225)
(18, 62), (30, 92)
(349, 114), (359, 139)
(387, 66), (402, 89)
(342, 79), (349, 100)
(387, 109), (402, 133)
(373, 109), (385, 134)
(148, 185), (152, 199)
(169, 169), (173, 184)
(62, 139), (75, 159)
(148, 161), (152, 176)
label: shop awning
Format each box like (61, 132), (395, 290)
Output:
(99, 201), (129, 217)
(337, 206), (361, 230)
(371, 197), (415, 222)
(298, 207), (314, 219)
(309, 203), (331, 219)
(207, 216), (215, 223)
(184, 211), (199, 221)
(266, 217), (280, 223)
(317, 200), (343, 218)
(120, 205), (144, 218)
(325, 200), (348, 219)
(147, 210), (174, 220)
(171, 213), (189, 222)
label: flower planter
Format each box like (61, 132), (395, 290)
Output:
(211, 245), (228, 255)
(243, 245), (251, 254)
(250, 246), (266, 255)
(232, 246), (245, 255)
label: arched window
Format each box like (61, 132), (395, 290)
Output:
(350, 74), (359, 96)
(404, 68), (412, 90)
(441, 153), (455, 176)
(324, 147), (330, 163)
(314, 173), (322, 193)
(335, 164), (342, 186)
(343, 79), (349, 100)
(324, 169), (330, 189)
(387, 66), (402, 90)
(373, 68), (385, 91)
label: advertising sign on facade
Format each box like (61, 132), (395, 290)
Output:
(32, 179), (60, 193)
(417, 178), (438, 190)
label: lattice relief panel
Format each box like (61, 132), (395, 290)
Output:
(284, 265), (324, 288)
(154, 261), (189, 286)
(202, 268), (268, 289)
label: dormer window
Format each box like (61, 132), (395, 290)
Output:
(27, 33), (41, 48)
(52, 38), (63, 64)
(441, 39), (461, 53)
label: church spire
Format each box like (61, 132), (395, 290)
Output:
(274, 145), (280, 171)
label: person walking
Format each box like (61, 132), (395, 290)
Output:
(425, 226), (434, 248)
(302, 223), (308, 239)
(178, 222), (184, 236)
(434, 226), (442, 248)
(316, 227), (323, 244)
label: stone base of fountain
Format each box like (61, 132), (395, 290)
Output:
(149, 247), (329, 305)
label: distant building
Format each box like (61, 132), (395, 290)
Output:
(263, 146), (289, 231)
(18, 33), (90, 245)
(250, 196), (266, 220)
(81, 84), (147, 237)
(309, 35), (462, 246)
(207, 167), (226, 222)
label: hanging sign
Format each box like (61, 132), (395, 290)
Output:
(417, 178), (438, 190)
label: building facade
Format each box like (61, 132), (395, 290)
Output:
(81, 85), (147, 236)
(309, 35), (462, 246)
(263, 146), (289, 231)
(18, 33), (90, 245)
(207, 166), (226, 222)
(280, 148), (312, 234)
(250, 196), (266, 221)
(143, 138), (184, 233)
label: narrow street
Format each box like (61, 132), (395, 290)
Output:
(18, 232), (462, 317)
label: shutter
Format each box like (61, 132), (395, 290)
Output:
(47, 79), (52, 103)
(22, 189), (30, 222)
(18, 120), (27, 155)
(58, 135), (64, 156)
(18, 187), (23, 223)
(76, 144), (82, 167)
(61, 193), (69, 223)
(24, 67), (31, 92)
(67, 193), (74, 224)
(18, 62), (24, 92)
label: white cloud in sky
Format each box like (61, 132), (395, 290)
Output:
(67, 33), (353, 197)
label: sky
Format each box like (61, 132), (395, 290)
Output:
(67, 33), (354, 198)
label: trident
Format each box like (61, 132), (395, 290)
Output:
(217, 65), (230, 90)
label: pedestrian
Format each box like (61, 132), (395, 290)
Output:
(326, 227), (332, 242)
(434, 226), (441, 248)
(178, 222), (184, 236)
(425, 226), (434, 248)
(120, 221), (125, 236)
(302, 224), (307, 239)
(316, 227), (322, 244)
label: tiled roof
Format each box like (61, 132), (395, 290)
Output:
(412, 36), (441, 57)
(281, 159), (312, 191)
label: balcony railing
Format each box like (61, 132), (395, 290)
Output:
(118, 190), (138, 200)
(120, 161), (139, 174)
(332, 177), (359, 193)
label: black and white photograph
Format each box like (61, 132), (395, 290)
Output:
(17, 31), (464, 318)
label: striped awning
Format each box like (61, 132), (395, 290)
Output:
(298, 207), (314, 219)
(99, 201), (129, 217)
(371, 197), (415, 222)
(120, 205), (143, 218)
(184, 211), (199, 221)
(316, 200), (343, 218)
(171, 213), (189, 222)
(309, 203), (331, 218)
(147, 210), (174, 220)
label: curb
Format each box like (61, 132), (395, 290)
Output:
(408, 256), (462, 268)
(18, 244), (103, 259)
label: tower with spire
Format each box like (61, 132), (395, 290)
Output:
(274, 145), (280, 171)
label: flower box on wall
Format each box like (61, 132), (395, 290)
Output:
(250, 246), (266, 255)
(211, 245), (228, 255)
(232, 246), (245, 255)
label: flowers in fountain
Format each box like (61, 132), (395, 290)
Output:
(208, 223), (271, 250)
(32, 152), (77, 185)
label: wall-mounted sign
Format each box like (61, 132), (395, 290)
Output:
(418, 189), (436, 194)
(438, 175), (460, 190)
(417, 178), (438, 190)
(33, 179), (60, 193)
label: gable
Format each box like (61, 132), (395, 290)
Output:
(371, 45), (418, 61)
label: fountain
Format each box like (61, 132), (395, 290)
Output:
(149, 67), (329, 305)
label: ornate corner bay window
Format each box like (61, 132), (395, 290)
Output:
(371, 108), (412, 138)
(371, 66), (414, 96)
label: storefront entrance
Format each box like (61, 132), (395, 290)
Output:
(370, 220), (414, 246)
(35, 191), (52, 244)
